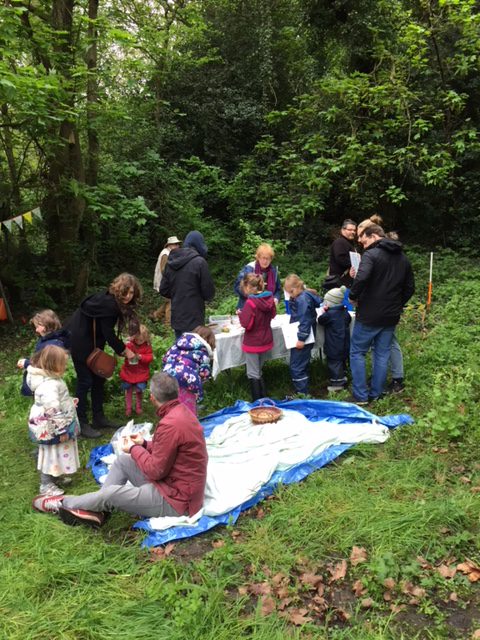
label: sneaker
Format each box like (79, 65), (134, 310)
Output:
(327, 385), (346, 393)
(58, 507), (105, 529)
(32, 494), (64, 513)
(39, 482), (64, 496)
(387, 379), (405, 394)
(344, 395), (369, 406)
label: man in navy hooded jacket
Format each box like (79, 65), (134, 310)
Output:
(160, 231), (215, 338)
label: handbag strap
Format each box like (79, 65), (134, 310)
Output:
(92, 319), (97, 348)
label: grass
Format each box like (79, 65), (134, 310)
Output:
(1, 248), (480, 638)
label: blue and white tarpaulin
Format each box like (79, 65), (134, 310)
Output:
(87, 399), (413, 548)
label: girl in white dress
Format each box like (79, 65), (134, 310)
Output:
(27, 345), (80, 496)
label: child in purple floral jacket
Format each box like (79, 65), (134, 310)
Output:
(162, 326), (216, 415)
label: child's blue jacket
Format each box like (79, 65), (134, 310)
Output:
(289, 291), (322, 342)
(317, 304), (351, 360)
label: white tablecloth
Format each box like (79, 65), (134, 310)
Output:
(212, 314), (324, 378)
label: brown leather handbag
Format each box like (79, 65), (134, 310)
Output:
(86, 320), (117, 379)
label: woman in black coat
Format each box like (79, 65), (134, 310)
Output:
(67, 273), (142, 438)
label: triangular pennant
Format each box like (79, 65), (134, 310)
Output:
(13, 215), (23, 229)
(2, 219), (13, 232)
(32, 207), (42, 219)
(23, 212), (33, 224)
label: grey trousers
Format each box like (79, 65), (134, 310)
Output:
(62, 454), (181, 517)
(245, 351), (268, 380)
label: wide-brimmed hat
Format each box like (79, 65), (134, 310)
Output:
(165, 235), (182, 247)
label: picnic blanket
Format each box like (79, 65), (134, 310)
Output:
(88, 399), (413, 547)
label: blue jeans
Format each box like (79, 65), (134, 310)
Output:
(371, 333), (404, 380)
(289, 344), (314, 394)
(350, 321), (395, 401)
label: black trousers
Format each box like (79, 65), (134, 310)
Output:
(73, 357), (106, 422)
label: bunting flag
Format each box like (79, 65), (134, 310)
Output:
(1, 207), (41, 232)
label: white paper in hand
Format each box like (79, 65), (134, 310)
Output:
(349, 251), (361, 272)
(281, 321), (315, 349)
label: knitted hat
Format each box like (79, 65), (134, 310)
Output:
(324, 286), (346, 306)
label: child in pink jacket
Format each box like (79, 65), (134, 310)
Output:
(239, 273), (276, 401)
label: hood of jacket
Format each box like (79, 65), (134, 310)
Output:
(167, 247), (204, 270)
(183, 231), (208, 258)
(248, 291), (276, 312)
(79, 291), (120, 318)
(367, 238), (403, 254)
(26, 366), (54, 392)
(176, 332), (214, 358)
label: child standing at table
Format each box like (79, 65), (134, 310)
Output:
(283, 274), (321, 395)
(119, 324), (153, 416)
(17, 309), (70, 396)
(239, 273), (277, 401)
(317, 286), (351, 392)
(27, 345), (80, 498)
(162, 326), (216, 415)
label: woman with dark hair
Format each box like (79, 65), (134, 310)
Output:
(67, 273), (142, 438)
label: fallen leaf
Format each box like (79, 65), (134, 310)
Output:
(329, 560), (347, 582)
(460, 476), (472, 484)
(164, 542), (175, 556)
(383, 591), (392, 602)
(260, 595), (276, 616)
(288, 609), (313, 626)
(467, 570), (480, 583)
(230, 529), (241, 538)
(272, 572), (288, 587)
(350, 546), (368, 566)
(276, 586), (289, 599)
(390, 603), (406, 613)
(416, 556), (431, 569)
(249, 582), (271, 596)
(472, 630), (480, 639)
(238, 586), (248, 596)
(212, 540), (225, 548)
(316, 582), (325, 597)
(401, 580), (414, 595)
(352, 579), (366, 596)
(255, 508), (266, 519)
(312, 595), (328, 610)
(432, 447), (448, 454)
(411, 586), (426, 598)
(383, 577), (396, 590)
(335, 607), (351, 621)
(299, 572), (323, 588)
(452, 465), (466, 473)
(437, 564), (457, 579)
(278, 597), (293, 611)
(470, 486), (480, 494)
(449, 592), (458, 602)
(361, 597), (374, 608)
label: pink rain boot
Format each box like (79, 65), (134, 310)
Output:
(135, 391), (143, 415)
(125, 387), (133, 416)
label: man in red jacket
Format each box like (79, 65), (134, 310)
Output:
(32, 373), (208, 528)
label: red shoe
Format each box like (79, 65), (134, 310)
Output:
(32, 494), (64, 513)
(58, 506), (105, 529)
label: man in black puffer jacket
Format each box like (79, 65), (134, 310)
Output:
(348, 224), (415, 404)
(160, 231), (215, 339)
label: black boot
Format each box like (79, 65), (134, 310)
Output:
(259, 377), (267, 399)
(249, 378), (262, 402)
(92, 413), (121, 430)
(80, 422), (101, 439)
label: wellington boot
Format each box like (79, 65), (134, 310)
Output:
(249, 378), (262, 402)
